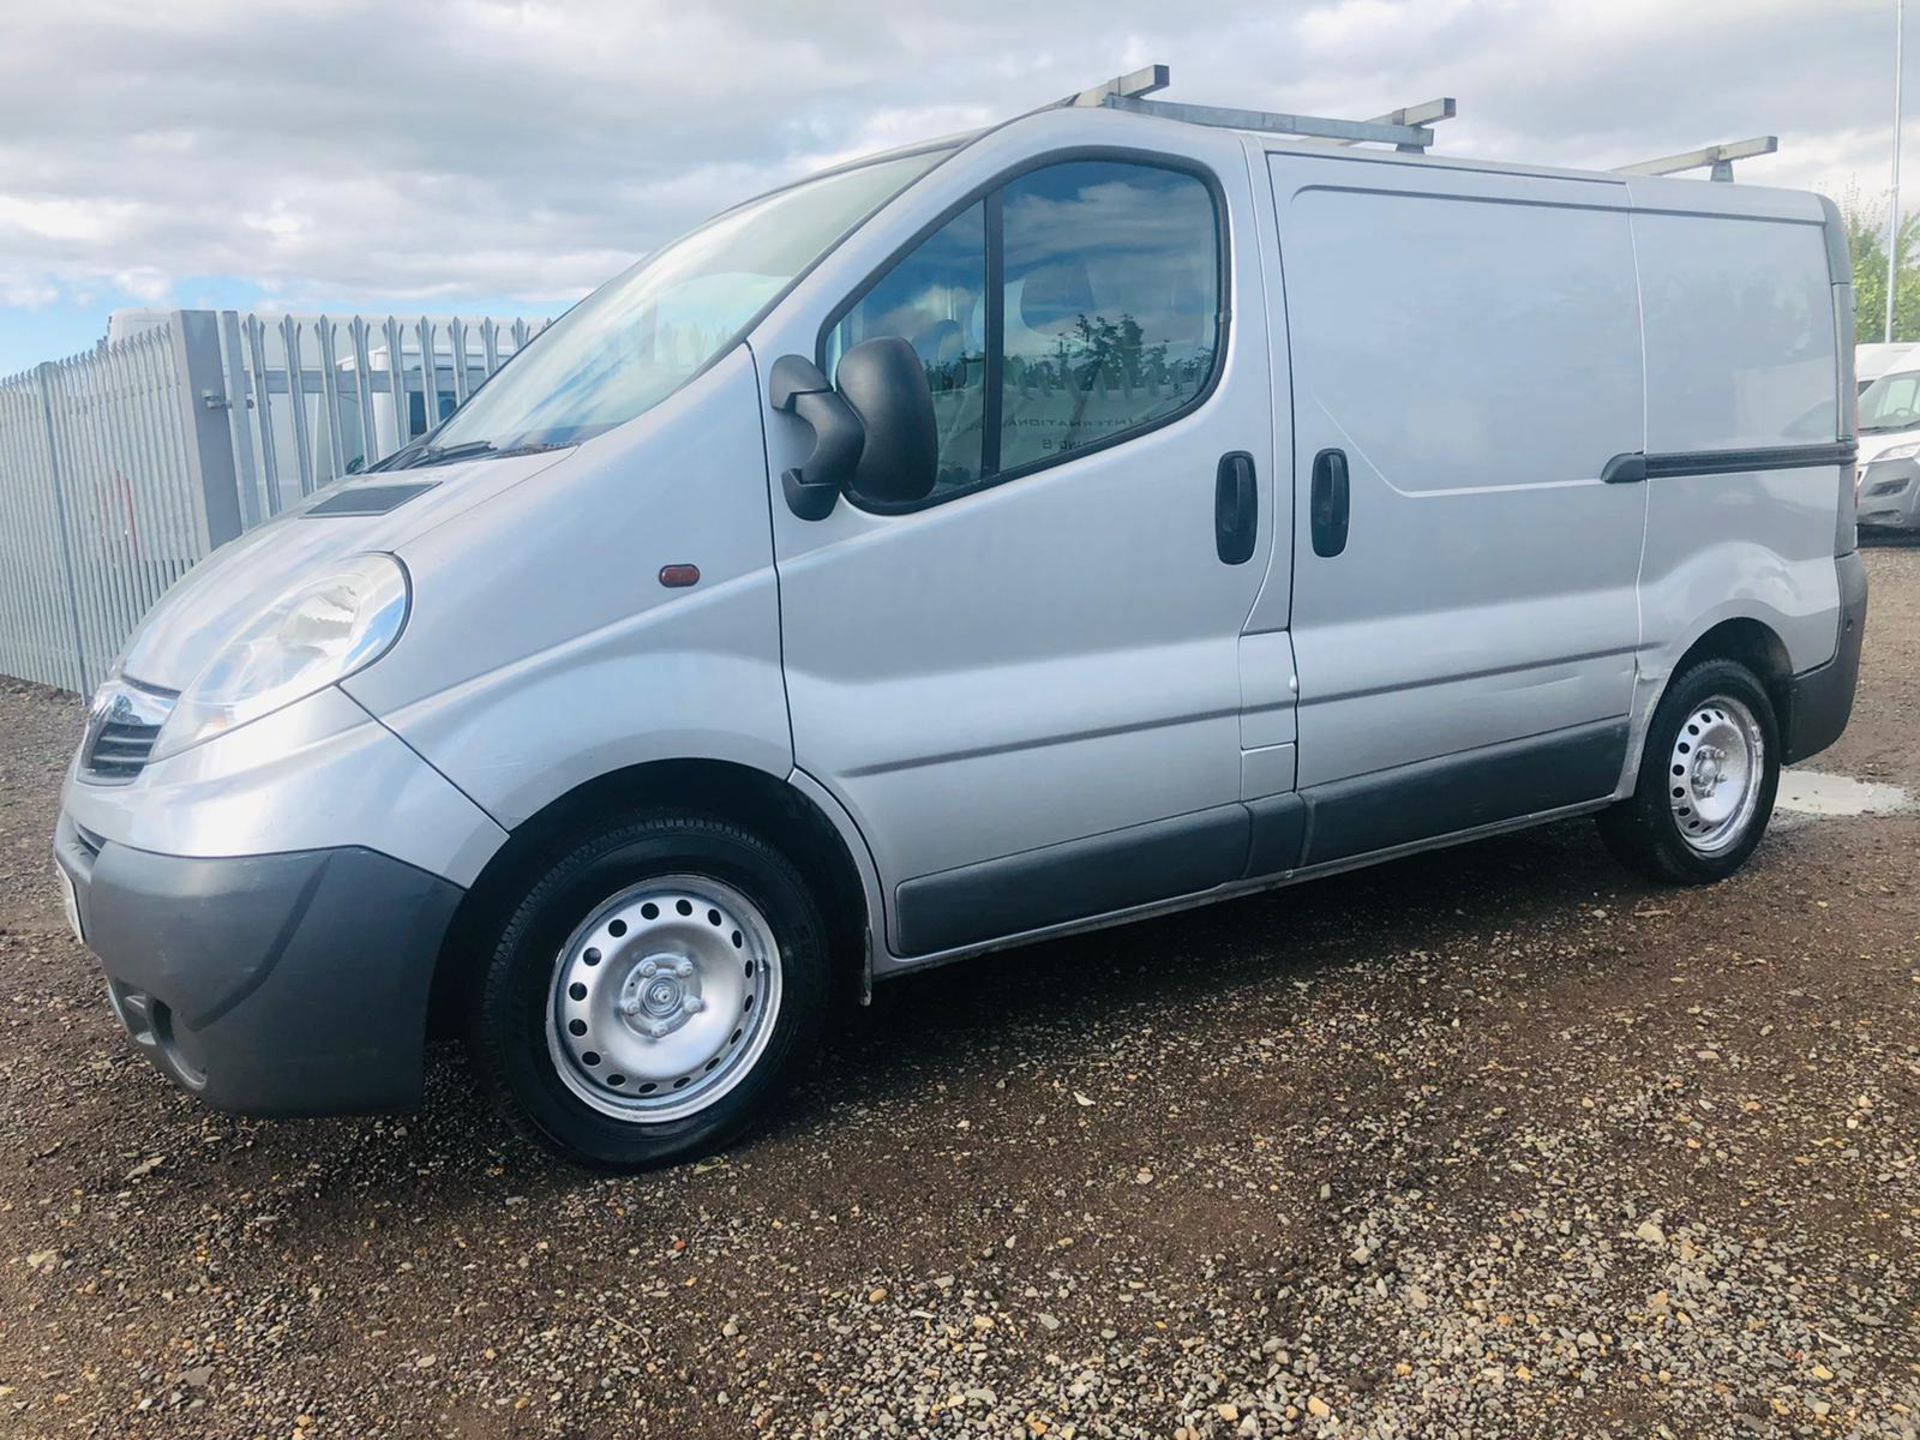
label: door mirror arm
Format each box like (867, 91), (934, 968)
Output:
(769, 355), (863, 520)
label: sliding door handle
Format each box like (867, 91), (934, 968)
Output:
(1215, 451), (1257, 565)
(1310, 448), (1350, 557)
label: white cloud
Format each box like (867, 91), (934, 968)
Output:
(1, 279), (61, 309)
(0, 0), (1909, 327)
(0, 195), (144, 245)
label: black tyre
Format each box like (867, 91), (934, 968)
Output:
(471, 812), (830, 1169)
(1596, 658), (1780, 884)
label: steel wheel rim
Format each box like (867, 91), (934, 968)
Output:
(1667, 695), (1764, 855)
(547, 874), (783, 1123)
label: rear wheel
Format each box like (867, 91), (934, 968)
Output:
(1597, 658), (1780, 884)
(472, 812), (829, 1169)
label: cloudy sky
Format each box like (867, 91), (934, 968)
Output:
(0, 0), (1909, 373)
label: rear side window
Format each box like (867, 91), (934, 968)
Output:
(827, 158), (1222, 502)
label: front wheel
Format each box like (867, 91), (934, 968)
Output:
(471, 813), (830, 1169)
(1597, 658), (1780, 884)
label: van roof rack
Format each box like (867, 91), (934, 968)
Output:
(1061, 64), (1456, 153)
(1612, 136), (1779, 182)
(1061, 68), (1778, 181)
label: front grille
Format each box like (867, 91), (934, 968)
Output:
(87, 718), (161, 779)
(81, 680), (175, 784)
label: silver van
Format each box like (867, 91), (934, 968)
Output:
(53, 76), (1868, 1168)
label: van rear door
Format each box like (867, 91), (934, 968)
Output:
(1264, 154), (1647, 865)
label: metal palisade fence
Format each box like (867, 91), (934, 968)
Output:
(0, 309), (545, 694)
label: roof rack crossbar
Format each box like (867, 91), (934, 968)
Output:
(1056, 65), (1449, 151)
(1612, 136), (1778, 182)
(1337, 97), (1458, 151)
(1098, 93), (1440, 150)
(1066, 65), (1171, 109)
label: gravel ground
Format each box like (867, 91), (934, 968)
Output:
(1, 548), (1916, 1440)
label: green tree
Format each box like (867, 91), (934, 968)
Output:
(1837, 185), (1920, 343)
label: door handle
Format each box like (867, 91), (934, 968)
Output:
(1215, 452), (1257, 565)
(1310, 448), (1349, 557)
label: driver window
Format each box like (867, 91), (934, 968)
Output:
(997, 162), (1220, 472)
(827, 158), (1222, 505)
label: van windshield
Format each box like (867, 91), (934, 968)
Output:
(402, 148), (950, 463)
(1859, 369), (1920, 432)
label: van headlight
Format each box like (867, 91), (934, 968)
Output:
(153, 553), (410, 761)
(1871, 439), (1920, 463)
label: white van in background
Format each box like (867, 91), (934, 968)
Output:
(1854, 341), (1920, 392)
(1856, 346), (1920, 529)
(55, 76), (1867, 1168)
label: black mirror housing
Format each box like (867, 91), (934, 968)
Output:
(835, 337), (937, 506)
(768, 339), (936, 519)
(769, 354), (863, 520)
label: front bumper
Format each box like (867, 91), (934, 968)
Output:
(55, 815), (462, 1116)
(1856, 456), (1920, 530)
(1780, 549), (1869, 766)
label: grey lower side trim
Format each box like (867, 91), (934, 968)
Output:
(1243, 793), (1307, 877)
(58, 822), (463, 1116)
(1290, 718), (1629, 868)
(894, 805), (1249, 957)
(876, 795), (1613, 979)
(890, 718), (1630, 960)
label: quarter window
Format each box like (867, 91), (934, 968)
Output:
(828, 158), (1221, 501)
(829, 203), (989, 490)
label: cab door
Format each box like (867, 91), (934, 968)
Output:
(762, 127), (1281, 959)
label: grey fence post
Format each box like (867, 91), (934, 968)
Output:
(169, 311), (245, 550)
(32, 363), (91, 693)
(217, 310), (262, 530)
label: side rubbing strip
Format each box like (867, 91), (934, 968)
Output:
(1600, 452), (1647, 484)
(1643, 442), (1856, 479)
(893, 805), (1249, 957)
(1299, 719), (1628, 867)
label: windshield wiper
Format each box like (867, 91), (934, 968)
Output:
(405, 439), (498, 468)
(391, 439), (573, 470)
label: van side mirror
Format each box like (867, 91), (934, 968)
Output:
(834, 337), (937, 507)
(768, 338), (937, 519)
(769, 354), (863, 520)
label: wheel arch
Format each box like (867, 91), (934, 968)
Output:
(427, 758), (875, 1039)
(1671, 616), (1794, 733)
(1618, 613), (1796, 797)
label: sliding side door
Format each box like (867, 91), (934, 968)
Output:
(1267, 153), (1648, 863)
